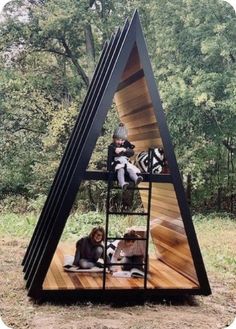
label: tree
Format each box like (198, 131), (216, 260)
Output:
(141, 0), (236, 212)
(0, 0), (235, 213)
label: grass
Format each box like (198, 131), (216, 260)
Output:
(0, 210), (235, 279)
(0, 210), (235, 329)
(0, 212), (37, 238)
(0, 210), (146, 240)
(193, 212), (236, 280)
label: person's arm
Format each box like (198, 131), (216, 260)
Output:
(123, 148), (134, 158)
(122, 141), (135, 158)
(73, 238), (83, 266)
(110, 242), (122, 271)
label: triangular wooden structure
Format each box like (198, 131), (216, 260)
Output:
(22, 11), (211, 301)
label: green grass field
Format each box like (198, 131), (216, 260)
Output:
(0, 210), (235, 329)
(0, 210), (235, 279)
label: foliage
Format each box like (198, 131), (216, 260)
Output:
(0, 211), (37, 237)
(0, 209), (235, 279)
(145, 0), (236, 211)
(194, 212), (236, 277)
(0, 0), (235, 213)
(61, 211), (145, 241)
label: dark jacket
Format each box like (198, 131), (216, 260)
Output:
(74, 237), (103, 262)
(109, 140), (135, 170)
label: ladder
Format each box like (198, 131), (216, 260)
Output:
(102, 147), (154, 289)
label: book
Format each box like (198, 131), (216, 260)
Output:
(63, 255), (106, 273)
(112, 268), (145, 278)
(64, 265), (105, 273)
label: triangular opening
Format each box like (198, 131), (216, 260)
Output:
(22, 11), (210, 300)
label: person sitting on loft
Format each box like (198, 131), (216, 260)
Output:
(109, 122), (143, 190)
(73, 226), (105, 269)
(110, 230), (145, 272)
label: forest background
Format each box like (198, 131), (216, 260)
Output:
(0, 1), (236, 328)
(0, 0), (235, 216)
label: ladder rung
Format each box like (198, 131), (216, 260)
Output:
(107, 262), (147, 266)
(108, 211), (149, 216)
(110, 186), (150, 191)
(107, 237), (147, 241)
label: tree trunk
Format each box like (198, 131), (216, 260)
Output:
(217, 145), (222, 211)
(186, 174), (192, 206)
(61, 37), (89, 87)
(87, 182), (96, 211)
(84, 23), (96, 82)
(230, 143), (235, 213)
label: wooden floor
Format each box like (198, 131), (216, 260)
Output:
(43, 244), (199, 291)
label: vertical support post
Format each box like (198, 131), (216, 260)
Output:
(144, 148), (153, 289)
(103, 146), (113, 290)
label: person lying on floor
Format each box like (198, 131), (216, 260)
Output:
(73, 226), (106, 269)
(110, 230), (145, 272)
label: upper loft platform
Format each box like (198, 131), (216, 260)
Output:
(83, 170), (172, 183)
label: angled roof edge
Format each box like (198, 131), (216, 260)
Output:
(134, 15), (211, 294)
(23, 30), (119, 281)
(26, 10), (211, 297)
(27, 11), (141, 297)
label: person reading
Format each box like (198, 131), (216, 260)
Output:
(111, 230), (145, 272)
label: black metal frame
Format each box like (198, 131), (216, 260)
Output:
(135, 16), (211, 295)
(102, 148), (154, 289)
(36, 287), (210, 304)
(22, 10), (211, 300)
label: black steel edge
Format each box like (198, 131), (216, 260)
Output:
(116, 68), (144, 91)
(134, 16), (211, 295)
(24, 24), (126, 283)
(83, 170), (172, 183)
(23, 22), (125, 273)
(27, 11), (139, 296)
(22, 39), (111, 269)
(23, 30), (120, 277)
(25, 10), (212, 298)
(28, 286), (210, 303)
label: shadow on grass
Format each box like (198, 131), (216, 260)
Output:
(34, 294), (199, 307)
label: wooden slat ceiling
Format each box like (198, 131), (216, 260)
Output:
(114, 44), (199, 285)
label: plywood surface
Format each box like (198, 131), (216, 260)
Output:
(43, 244), (199, 291)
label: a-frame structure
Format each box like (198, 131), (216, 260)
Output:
(22, 11), (211, 301)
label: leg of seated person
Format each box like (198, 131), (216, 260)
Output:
(94, 246), (103, 260)
(79, 259), (96, 269)
(122, 256), (144, 271)
(121, 256), (133, 271)
(73, 248), (80, 266)
(126, 167), (138, 182)
(131, 255), (144, 271)
(117, 168), (128, 189)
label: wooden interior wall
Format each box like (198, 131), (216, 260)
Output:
(114, 44), (199, 285)
(43, 244), (198, 290)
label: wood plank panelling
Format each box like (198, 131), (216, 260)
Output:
(113, 45), (199, 286)
(43, 245), (199, 291)
(115, 78), (150, 107)
(132, 140), (163, 153)
(55, 248), (76, 289)
(120, 45), (141, 81)
(141, 188), (178, 206)
(128, 123), (159, 137)
(44, 267), (58, 290)
(114, 92), (152, 116)
(128, 128), (161, 142)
